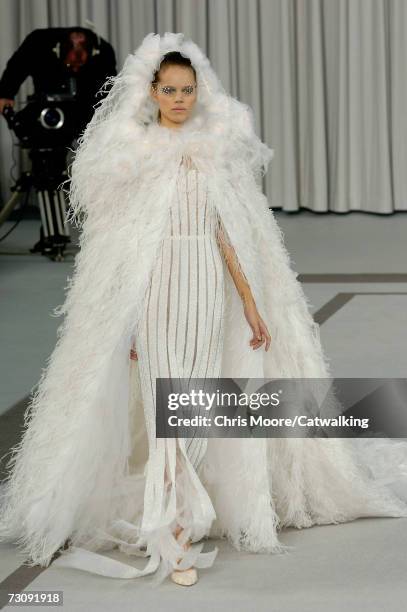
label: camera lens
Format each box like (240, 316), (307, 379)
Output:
(40, 107), (64, 129)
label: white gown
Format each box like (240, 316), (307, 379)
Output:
(118, 155), (225, 581)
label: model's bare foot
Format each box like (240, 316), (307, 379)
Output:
(170, 526), (198, 586)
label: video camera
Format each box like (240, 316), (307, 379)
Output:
(0, 26), (116, 260)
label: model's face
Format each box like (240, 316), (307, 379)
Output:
(150, 65), (197, 128)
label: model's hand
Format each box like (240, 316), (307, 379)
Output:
(243, 298), (271, 351)
(130, 348), (138, 361)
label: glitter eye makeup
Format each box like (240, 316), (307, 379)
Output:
(154, 84), (197, 96)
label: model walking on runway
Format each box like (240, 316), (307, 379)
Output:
(1, 32), (407, 588)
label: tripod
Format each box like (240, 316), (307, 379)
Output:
(1, 146), (72, 261)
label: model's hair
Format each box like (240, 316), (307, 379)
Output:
(151, 51), (197, 85)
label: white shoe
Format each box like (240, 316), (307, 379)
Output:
(170, 566), (198, 586)
(170, 527), (198, 586)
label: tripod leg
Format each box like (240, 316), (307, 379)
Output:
(35, 189), (71, 248)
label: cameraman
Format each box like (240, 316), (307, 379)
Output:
(0, 27), (116, 254)
(0, 26), (116, 128)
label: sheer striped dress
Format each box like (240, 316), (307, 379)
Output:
(133, 155), (225, 541)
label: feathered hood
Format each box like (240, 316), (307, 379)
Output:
(65, 31), (274, 228)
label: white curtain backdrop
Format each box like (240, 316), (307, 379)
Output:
(0, 0), (406, 212)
